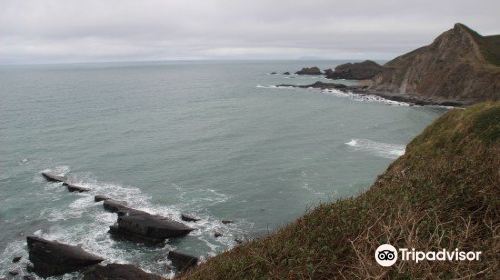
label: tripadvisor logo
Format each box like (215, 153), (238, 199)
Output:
(375, 244), (482, 267)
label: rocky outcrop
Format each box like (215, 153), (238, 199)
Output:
(41, 171), (66, 183)
(83, 263), (165, 280)
(94, 195), (110, 202)
(181, 214), (201, 222)
(277, 81), (348, 90)
(109, 210), (194, 244)
(26, 236), (103, 277)
(168, 251), (198, 272)
(295, 67), (322, 75)
(63, 182), (90, 192)
(103, 199), (132, 214)
(370, 23), (500, 104)
(325, 60), (384, 80)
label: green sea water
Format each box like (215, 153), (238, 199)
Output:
(0, 61), (446, 278)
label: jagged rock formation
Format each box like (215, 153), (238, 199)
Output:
(325, 60), (384, 80)
(370, 23), (500, 104)
(295, 67), (322, 75)
(26, 236), (103, 277)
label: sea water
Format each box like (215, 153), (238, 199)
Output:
(0, 60), (446, 278)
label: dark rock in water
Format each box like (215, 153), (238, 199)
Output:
(181, 214), (200, 222)
(109, 211), (194, 244)
(103, 199), (132, 215)
(168, 251), (198, 272)
(41, 171), (66, 183)
(214, 231), (222, 238)
(283, 72), (290, 75)
(8, 270), (19, 276)
(83, 263), (165, 280)
(295, 66), (322, 75)
(94, 195), (110, 202)
(26, 236), (103, 277)
(277, 81), (348, 90)
(325, 60), (384, 80)
(12, 256), (22, 263)
(23, 276), (36, 280)
(63, 182), (90, 193)
(270, 72), (277, 75)
(221, 220), (233, 224)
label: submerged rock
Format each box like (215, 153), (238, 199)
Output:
(41, 171), (66, 183)
(83, 263), (165, 280)
(214, 231), (223, 238)
(295, 66), (322, 75)
(181, 214), (200, 222)
(109, 211), (194, 244)
(283, 72), (290, 75)
(221, 220), (233, 224)
(26, 236), (103, 277)
(63, 182), (90, 193)
(12, 256), (21, 263)
(94, 195), (110, 202)
(167, 251), (198, 272)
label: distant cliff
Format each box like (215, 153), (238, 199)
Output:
(370, 23), (500, 104)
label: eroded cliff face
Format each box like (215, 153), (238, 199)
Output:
(370, 23), (500, 104)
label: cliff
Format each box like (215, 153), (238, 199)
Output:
(180, 101), (500, 279)
(370, 23), (500, 104)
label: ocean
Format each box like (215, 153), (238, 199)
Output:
(0, 60), (446, 278)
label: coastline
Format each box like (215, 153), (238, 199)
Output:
(275, 81), (468, 107)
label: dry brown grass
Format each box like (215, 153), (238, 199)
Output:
(180, 102), (500, 280)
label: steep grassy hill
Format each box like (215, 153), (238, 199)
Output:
(181, 102), (500, 279)
(370, 24), (500, 104)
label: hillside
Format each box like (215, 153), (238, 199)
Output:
(181, 102), (500, 279)
(370, 23), (500, 104)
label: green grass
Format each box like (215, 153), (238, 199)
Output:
(180, 102), (500, 279)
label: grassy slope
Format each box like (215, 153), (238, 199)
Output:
(181, 102), (500, 279)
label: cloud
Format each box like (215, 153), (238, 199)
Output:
(0, 0), (498, 64)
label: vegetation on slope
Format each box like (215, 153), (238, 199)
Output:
(181, 102), (500, 279)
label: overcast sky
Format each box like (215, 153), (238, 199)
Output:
(1, 0), (498, 64)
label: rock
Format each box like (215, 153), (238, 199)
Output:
(41, 171), (66, 183)
(63, 182), (90, 193)
(94, 195), (110, 202)
(270, 72), (277, 75)
(326, 60), (384, 80)
(109, 211), (194, 244)
(83, 263), (165, 280)
(103, 199), (132, 215)
(26, 236), (103, 277)
(295, 66), (322, 75)
(167, 251), (198, 272)
(8, 270), (19, 276)
(234, 238), (244, 244)
(12, 256), (22, 263)
(283, 72), (290, 75)
(214, 232), (222, 238)
(23, 276), (36, 280)
(181, 214), (200, 222)
(277, 81), (348, 90)
(221, 220), (233, 224)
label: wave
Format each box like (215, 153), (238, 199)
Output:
(1, 168), (252, 279)
(345, 139), (405, 159)
(321, 89), (410, 106)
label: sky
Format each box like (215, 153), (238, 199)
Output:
(1, 0), (499, 64)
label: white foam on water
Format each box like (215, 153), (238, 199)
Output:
(345, 138), (405, 159)
(23, 168), (251, 279)
(321, 89), (410, 106)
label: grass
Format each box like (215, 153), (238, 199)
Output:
(180, 102), (500, 279)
